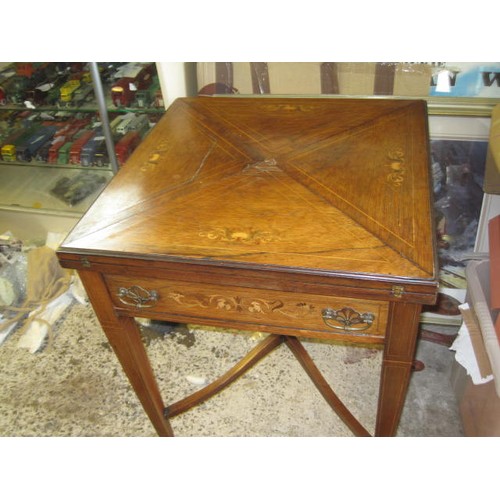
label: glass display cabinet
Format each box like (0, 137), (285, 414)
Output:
(0, 62), (166, 239)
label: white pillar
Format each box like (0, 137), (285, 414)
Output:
(156, 62), (190, 108)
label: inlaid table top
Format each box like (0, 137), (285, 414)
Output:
(57, 97), (439, 437)
(60, 97), (437, 290)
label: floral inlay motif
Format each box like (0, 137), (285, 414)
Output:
(385, 149), (406, 189)
(139, 139), (171, 171)
(166, 291), (316, 319)
(258, 103), (316, 113)
(198, 227), (280, 245)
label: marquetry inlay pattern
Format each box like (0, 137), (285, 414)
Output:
(61, 97), (434, 280)
(166, 290), (316, 319)
(386, 149), (407, 189)
(57, 97), (438, 438)
(198, 227), (281, 245)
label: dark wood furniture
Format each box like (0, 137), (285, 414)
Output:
(57, 97), (438, 436)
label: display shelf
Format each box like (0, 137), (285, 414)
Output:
(0, 62), (164, 112)
(0, 105), (164, 114)
(0, 163), (113, 215)
(0, 63), (165, 168)
(0, 62), (166, 233)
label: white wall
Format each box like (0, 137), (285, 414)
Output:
(156, 62), (197, 108)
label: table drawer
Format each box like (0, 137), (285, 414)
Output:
(104, 275), (389, 339)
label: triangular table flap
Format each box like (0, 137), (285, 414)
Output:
(65, 160), (430, 279)
(186, 97), (419, 156)
(64, 102), (249, 244)
(281, 103), (434, 275)
(63, 97), (435, 280)
(182, 98), (435, 275)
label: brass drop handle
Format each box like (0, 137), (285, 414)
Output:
(117, 285), (159, 308)
(322, 307), (375, 332)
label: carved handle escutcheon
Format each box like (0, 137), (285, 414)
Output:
(117, 285), (159, 308)
(321, 307), (375, 333)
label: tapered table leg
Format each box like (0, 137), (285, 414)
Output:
(78, 270), (174, 437)
(376, 302), (422, 436)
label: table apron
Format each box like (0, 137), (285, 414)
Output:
(104, 274), (389, 343)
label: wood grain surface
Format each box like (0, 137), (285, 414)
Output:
(57, 97), (439, 436)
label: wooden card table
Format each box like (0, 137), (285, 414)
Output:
(57, 97), (438, 436)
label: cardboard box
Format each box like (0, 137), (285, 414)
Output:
(454, 259), (500, 436)
(489, 215), (500, 342)
(450, 359), (500, 437)
(460, 376), (500, 436)
(465, 260), (500, 395)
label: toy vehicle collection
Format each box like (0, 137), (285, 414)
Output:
(72, 83), (94, 107)
(128, 113), (150, 136)
(80, 128), (106, 166)
(0, 127), (27, 160)
(0, 126), (38, 161)
(0, 62), (162, 168)
(59, 79), (81, 104)
(93, 142), (109, 167)
(16, 125), (58, 162)
(57, 141), (72, 164)
(69, 129), (95, 164)
(111, 63), (155, 107)
(115, 114), (136, 135)
(115, 130), (141, 166)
